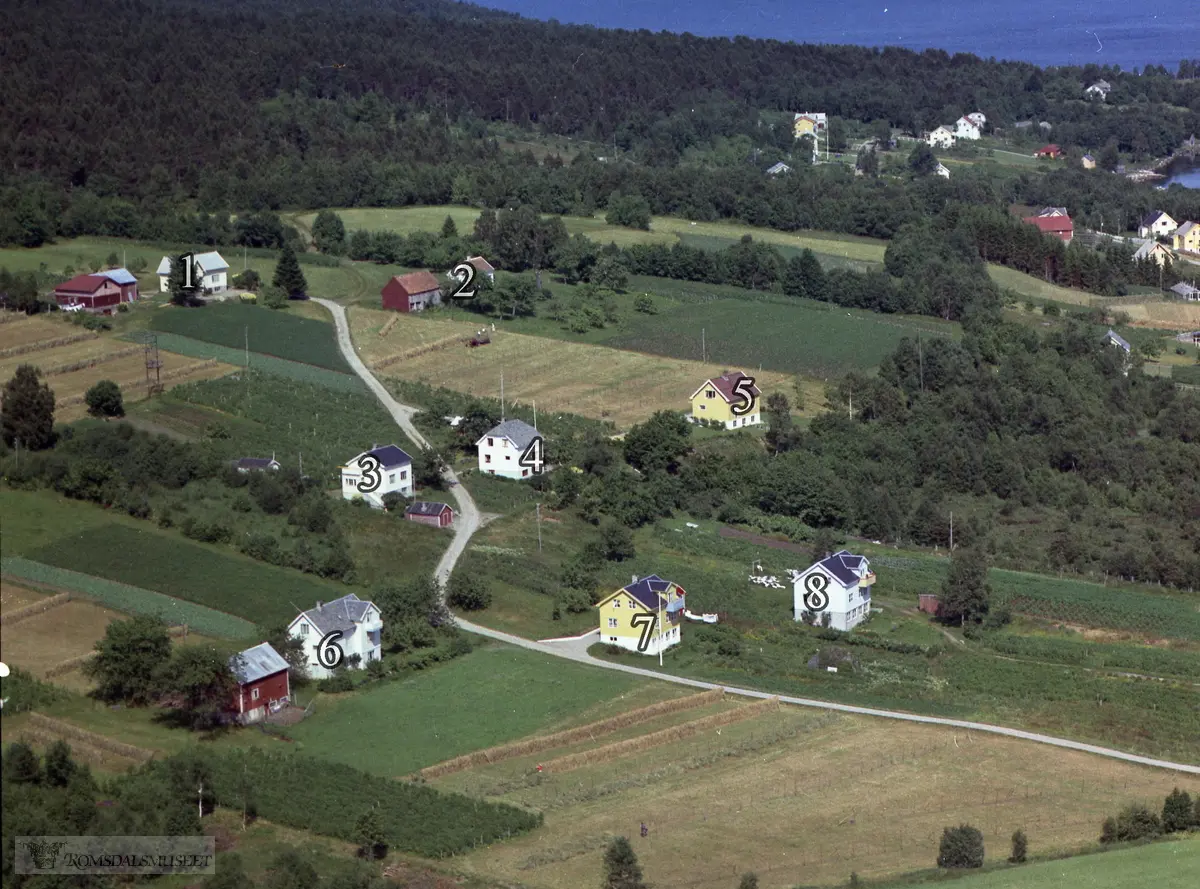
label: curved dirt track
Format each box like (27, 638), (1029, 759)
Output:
(317, 298), (1200, 777)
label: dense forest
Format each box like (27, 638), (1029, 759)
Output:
(2, 0), (1199, 250)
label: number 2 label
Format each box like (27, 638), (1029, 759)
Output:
(449, 262), (477, 300)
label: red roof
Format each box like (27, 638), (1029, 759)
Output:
(1035, 144), (1062, 156)
(1022, 215), (1074, 235)
(55, 274), (109, 294)
(692, 371), (762, 403)
(389, 271), (441, 295)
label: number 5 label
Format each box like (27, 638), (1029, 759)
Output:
(731, 376), (757, 416)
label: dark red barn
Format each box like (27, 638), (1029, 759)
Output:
(405, 501), (455, 528)
(381, 271), (443, 313)
(228, 642), (291, 725)
(918, 594), (942, 616)
(1022, 213), (1074, 244)
(54, 274), (124, 314)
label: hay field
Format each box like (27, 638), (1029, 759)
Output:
(1, 579), (47, 614)
(0, 599), (124, 678)
(448, 709), (1199, 889)
(350, 307), (793, 427)
(0, 316), (237, 420)
(1118, 300), (1200, 330)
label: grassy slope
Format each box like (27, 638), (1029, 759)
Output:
(283, 644), (671, 776)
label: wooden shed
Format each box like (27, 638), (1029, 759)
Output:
(918, 594), (942, 616)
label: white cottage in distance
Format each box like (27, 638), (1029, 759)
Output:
(954, 116), (981, 140)
(792, 549), (876, 632)
(287, 594), (382, 679)
(341, 444), (413, 507)
(157, 252), (230, 293)
(477, 419), (542, 480)
(926, 126), (956, 149)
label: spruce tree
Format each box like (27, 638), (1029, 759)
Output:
(1162, 788), (1195, 833)
(603, 836), (646, 889)
(440, 214), (458, 239)
(1, 364), (56, 449)
(273, 242), (307, 298)
(1008, 829), (1027, 863)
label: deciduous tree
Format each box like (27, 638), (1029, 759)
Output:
(937, 824), (984, 868)
(85, 615), (173, 705)
(939, 548), (992, 625)
(85, 379), (124, 418)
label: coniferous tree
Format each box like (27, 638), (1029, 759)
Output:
(603, 836), (646, 889)
(1162, 788), (1195, 833)
(440, 214), (458, 239)
(273, 242), (307, 298)
(937, 824), (985, 868)
(738, 874), (759, 889)
(1009, 829), (1028, 863)
(1, 364), (55, 449)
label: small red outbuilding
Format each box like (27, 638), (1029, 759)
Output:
(381, 271), (443, 313)
(228, 642), (291, 725)
(54, 274), (124, 314)
(405, 501), (455, 528)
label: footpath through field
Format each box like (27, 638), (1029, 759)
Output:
(317, 298), (1200, 778)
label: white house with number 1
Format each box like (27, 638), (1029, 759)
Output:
(476, 419), (543, 479)
(287, 594), (382, 680)
(792, 550), (876, 631)
(341, 444), (412, 508)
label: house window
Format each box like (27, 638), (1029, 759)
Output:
(485, 455), (491, 464)
(251, 688), (260, 701)
(487, 438), (494, 446)
(400, 470), (407, 480)
(298, 624), (308, 636)
(505, 455), (511, 461)
(609, 636), (618, 643)
(522, 469), (529, 477)
(389, 474), (395, 483)
(613, 599), (620, 608)
(706, 390), (715, 398)
(699, 404), (705, 411)
(609, 618), (618, 628)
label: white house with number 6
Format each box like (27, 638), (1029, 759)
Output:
(341, 444), (413, 507)
(476, 419), (544, 480)
(791, 549), (876, 631)
(287, 594), (383, 680)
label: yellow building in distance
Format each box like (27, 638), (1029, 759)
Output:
(597, 574), (686, 655)
(689, 371), (761, 429)
(1173, 221), (1200, 254)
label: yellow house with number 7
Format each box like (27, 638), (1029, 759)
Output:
(689, 371), (761, 429)
(597, 575), (686, 655)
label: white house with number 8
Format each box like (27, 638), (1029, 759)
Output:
(791, 549), (876, 631)
(287, 594), (383, 680)
(476, 420), (544, 480)
(341, 444), (412, 508)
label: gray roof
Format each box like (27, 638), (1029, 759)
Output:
(229, 642), (289, 684)
(95, 268), (137, 285)
(293, 594), (376, 638)
(1170, 281), (1200, 296)
(1104, 329), (1131, 351)
(195, 251), (229, 273)
(350, 444), (411, 469)
(477, 419), (540, 451)
(406, 501), (453, 516)
(811, 550), (870, 586)
(157, 256), (171, 275)
(1141, 210), (1172, 227)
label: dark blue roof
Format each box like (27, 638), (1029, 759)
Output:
(620, 574), (682, 610)
(368, 445), (411, 468)
(816, 550), (869, 586)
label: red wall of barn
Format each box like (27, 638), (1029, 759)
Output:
(233, 669), (290, 713)
(381, 279), (412, 312)
(407, 509), (452, 528)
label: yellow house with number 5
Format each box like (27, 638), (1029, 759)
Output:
(597, 575), (686, 655)
(689, 371), (761, 429)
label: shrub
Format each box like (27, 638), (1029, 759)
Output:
(1009, 829), (1027, 863)
(1100, 804), (1162, 844)
(85, 380), (124, 418)
(318, 671), (355, 693)
(1162, 788), (1195, 833)
(447, 574), (493, 611)
(937, 824), (984, 868)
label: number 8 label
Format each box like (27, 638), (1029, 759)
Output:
(803, 573), (830, 612)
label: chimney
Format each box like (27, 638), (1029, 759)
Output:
(316, 601), (323, 610)
(632, 574), (638, 584)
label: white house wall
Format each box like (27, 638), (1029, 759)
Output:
(602, 625), (680, 655)
(289, 607), (383, 680)
(478, 438), (537, 480)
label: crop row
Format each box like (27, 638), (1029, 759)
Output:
(0, 557), (256, 639)
(142, 332), (364, 392)
(976, 631), (1200, 680)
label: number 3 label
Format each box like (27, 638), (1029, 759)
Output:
(357, 454), (382, 494)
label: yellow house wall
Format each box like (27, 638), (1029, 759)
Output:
(597, 592), (681, 644)
(1176, 230), (1200, 252)
(691, 388), (734, 423)
(794, 118), (816, 138)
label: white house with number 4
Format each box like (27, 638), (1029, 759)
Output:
(341, 444), (412, 508)
(476, 419), (543, 479)
(287, 594), (383, 680)
(792, 550), (876, 631)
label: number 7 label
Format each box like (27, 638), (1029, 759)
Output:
(631, 611), (658, 652)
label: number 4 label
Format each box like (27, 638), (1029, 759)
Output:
(519, 435), (544, 473)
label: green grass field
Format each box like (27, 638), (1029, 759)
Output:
(27, 522), (350, 627)
(285, 644), (668, 776)
(876, 838), (1200, 889)
(148, 303), (349, 371)
(140, 332), (364, 391)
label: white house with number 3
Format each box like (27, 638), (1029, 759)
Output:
(476, 420), (544, 480)
(287, 594), (382, 680)
(341, 444), (412, 508)
(792, 549), (876, 631)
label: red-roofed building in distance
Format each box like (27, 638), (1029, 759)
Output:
(1022, 213), (1074, 244)
(53, 274), (126, 314)
(465, 256), (495, 283)
(381, 270), (442, 313)
(688, 370), (762, 429)
(1034, 144), (1063, 159)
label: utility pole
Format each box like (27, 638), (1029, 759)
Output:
(198, 781), (205, 821)
(244, 326), (250, 369)
(848, 387), (853, 421)
(536, 503), (543, 551)
(701, 328), (706, 363)
(532, 400), (537, 432)
(949, 512), (954, 551)
(918, 333), (924, 391)
(500, 371), (504, 422)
